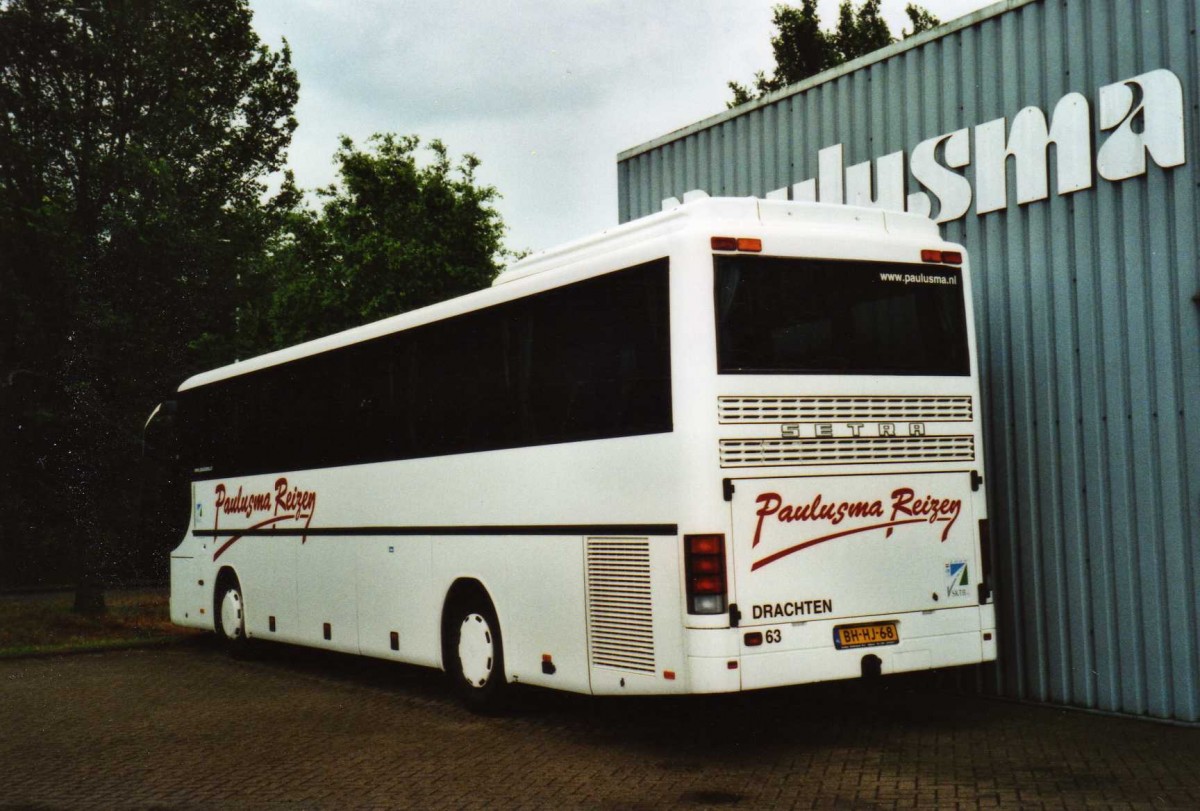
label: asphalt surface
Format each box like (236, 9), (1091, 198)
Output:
(1, 638), (1197, 809)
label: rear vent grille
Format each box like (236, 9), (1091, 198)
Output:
(719, 395), (973, 423)
(586, 537), (655, 674)
(720, 435), (975, 467)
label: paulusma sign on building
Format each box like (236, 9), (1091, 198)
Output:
(617, 0), (1200, 725)
(688, 68), (1183, 223)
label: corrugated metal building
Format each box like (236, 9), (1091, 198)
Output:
(617, 0), (1199, 723)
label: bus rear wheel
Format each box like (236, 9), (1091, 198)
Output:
(445, 595), (507, 713)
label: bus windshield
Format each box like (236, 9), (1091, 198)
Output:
(715, 255), (970, 376)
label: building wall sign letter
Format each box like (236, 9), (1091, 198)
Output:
(1097, 69), (1186, 181)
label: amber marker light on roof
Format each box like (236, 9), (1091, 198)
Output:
(711, 236), (762, 252)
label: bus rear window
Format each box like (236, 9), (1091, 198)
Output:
(715, 255), (970, 376)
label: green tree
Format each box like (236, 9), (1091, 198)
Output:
(729, 0), (833, 106)
(0, 0), (298, 598)
(231, 134), (509, 352)
(902, 3), (943, 37)
(834, 0), (893, 63)
(728, 0), (941, 107)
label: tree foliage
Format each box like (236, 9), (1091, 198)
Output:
(728, 0), (942, 107)
(0, 1), (514, 591)
(0, 0), (298, 586)
(221, 134), (508, 355)
(902, 3), (943, 38)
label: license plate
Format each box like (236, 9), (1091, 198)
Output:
(833, 621), (899, 650)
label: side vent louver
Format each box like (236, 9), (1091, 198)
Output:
(720, 435), (975, 467)
(586, 537), (655, 674)
(719, 395), (973, 423)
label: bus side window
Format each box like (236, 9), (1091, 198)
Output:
(515, 258), (670, 447)
(409, 307), (513, 457)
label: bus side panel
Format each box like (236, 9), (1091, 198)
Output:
(295, 533), (359, 654)
(357, 536), (437, 666)
(169, 552), (208, 629)
(170, 514), (212, 630)
(238, 535), (298, 642)
(431, 535), (591, 695)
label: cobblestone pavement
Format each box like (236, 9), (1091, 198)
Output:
(1, 640), (1197, 809)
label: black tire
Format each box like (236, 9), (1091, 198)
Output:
(214, 574), (249, 657)
(444, 593), (507, 713)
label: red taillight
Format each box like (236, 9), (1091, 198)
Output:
(922, 248), (963, 264)
(711, 236), (738, 251)
(744, 632), (763, 647)
(685, 533), (727, 615)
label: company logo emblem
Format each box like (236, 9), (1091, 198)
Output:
(210, 477), (318, 561)
(945, 560), (970, 598)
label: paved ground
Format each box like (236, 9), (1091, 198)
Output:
(1, 640), (1197, 809)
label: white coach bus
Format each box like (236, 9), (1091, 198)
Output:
(163, 196), (997, 710)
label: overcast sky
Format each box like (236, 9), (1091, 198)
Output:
(249, 0), (994, 255)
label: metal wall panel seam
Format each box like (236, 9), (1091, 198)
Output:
(1160, 0), (1200, 723)
(1171, 0), (1200, 724)
(1062, 0), (1100, 712)
(1040, 0), (1082, 708)
(1023, 1), (1061, 705)
(993, 4), (1031, 702)
(1133, 0), (1177, 723)
(760, 103), (773, 195)
(775, 96), (791, 194)
(1080, 0), (1121, 718)
(1090, 0), (1133, 719)
(1124, 0), (1165, 719)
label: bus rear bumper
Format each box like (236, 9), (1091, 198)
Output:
(685, 604), (997, 693)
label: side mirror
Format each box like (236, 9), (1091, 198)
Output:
(143, 400), (179, 462)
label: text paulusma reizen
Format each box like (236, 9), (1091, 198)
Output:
(752, 487), (962, 547)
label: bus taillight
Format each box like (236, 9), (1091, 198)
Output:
(921, 248), (963, 264)
(685, 534), (727, 614)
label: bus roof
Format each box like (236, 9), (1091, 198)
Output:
(177, 196), (940, 393)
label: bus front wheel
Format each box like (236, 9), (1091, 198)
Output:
(445, 594), (507, 713)
(214, 573), (248, 657)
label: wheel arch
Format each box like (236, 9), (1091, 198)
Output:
(213, 565), (242, 626)
(439, 577), (500, 672)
